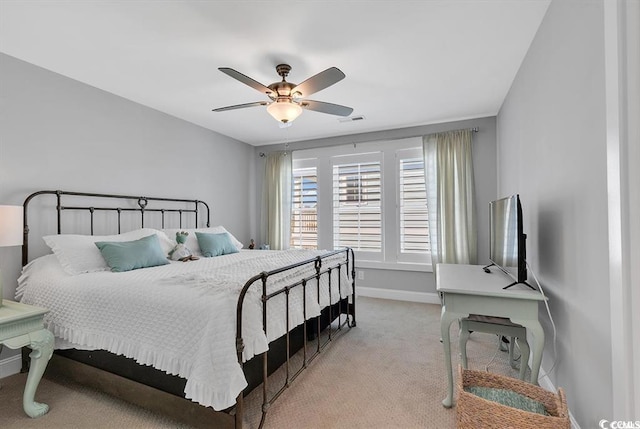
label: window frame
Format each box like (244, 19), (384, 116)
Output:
(331, 152), (384, 262)
(396, 147), (430, 265)
(290, 159), (318, 250)
(291, 138), (432, 271)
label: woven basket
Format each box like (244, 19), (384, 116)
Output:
(456, 366), (570, 429)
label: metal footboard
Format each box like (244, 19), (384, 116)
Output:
(234, 248), (356, 429)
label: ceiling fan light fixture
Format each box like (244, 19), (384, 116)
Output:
(267, 100), (302, 124)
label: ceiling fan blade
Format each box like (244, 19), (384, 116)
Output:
(300, 100), (353, 117)
(218, 68), (273, 96)
(212, 101), (268, 112)
(291, 67), (346, 98)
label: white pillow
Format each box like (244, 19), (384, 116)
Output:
(163, 226), (243, 256)
(43, 228), (174, 275)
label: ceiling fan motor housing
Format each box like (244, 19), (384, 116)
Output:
(268, 81), (297, 99)
(268, 64), (298, 99)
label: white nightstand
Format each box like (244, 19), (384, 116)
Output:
(0, 300), (54, 418)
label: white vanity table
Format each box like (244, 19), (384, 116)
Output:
(436, 263), (546, 408)
(0, 300), (54, 418)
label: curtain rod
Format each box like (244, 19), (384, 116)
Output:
(258, 126), (479, 157)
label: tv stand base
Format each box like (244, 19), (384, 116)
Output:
(481, 264), (536, 290)
(503, 281), (536, 290)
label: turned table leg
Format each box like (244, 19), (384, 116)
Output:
(440, 308), (461, 408)
(23, 328), (54, 418)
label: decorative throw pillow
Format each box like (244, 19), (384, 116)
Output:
(95, 234), (169, 272)
(44, 228), (174, 275)
(163, 226), (243, 256)
(195, 232), (240, 257)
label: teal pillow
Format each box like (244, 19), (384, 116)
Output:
(95, 234), (169, 272)
(195, 232), (239, 257)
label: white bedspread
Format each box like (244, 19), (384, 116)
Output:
(16, 249), (352, 411)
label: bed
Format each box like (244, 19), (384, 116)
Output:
(17, 190), (356, 428)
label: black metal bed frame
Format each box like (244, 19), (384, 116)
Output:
(22, 190), (356, 429)
(22, 189), (210, 265)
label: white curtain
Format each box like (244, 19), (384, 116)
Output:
(423, 129), (477, 268)
(261, 151), (292, 250)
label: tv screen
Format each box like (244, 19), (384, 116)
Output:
(489, 194), (528, 286)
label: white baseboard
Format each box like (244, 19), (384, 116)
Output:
(537, 366), (581, 429)
(356, 286), (441, 304)
(0, 352), (22, 379)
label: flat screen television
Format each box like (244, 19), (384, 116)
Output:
(486, 194), (533, 289)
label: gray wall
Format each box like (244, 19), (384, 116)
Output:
(496, 0), (612, 425)
(0, 53), (255, 304)
(255, 116), (497, 295)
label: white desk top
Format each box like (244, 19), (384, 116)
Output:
(0, 300), (49, 323)
(436, 263), (546, 301)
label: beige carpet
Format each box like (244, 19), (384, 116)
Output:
(0, 297), (526, 428)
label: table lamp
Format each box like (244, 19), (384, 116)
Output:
(0, 205), (24, 307)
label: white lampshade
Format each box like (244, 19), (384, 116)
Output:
(0, 205), (23, 247)
(267, 100), (302, 123)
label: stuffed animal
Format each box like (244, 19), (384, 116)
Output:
(168, 231), (198, 262)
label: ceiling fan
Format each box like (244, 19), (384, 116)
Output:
(212, 64), (353, 124)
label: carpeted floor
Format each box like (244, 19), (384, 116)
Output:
(0, 297), (527, 428)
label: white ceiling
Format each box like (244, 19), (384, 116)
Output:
(0, 1), (550, 146)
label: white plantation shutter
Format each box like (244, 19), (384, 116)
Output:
(332, 157), (382, 253)
(399, 157), (430, 253)
(290, 166), (318, 249)
(291, 139), (432, 268)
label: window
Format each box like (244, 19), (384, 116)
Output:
(290, 165), (318, 249)
(397, 149), (430, 264)
(291, 138), (431, 270)
(332, 160), (382, 252)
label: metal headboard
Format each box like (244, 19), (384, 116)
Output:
(22, 190), (210, 266)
